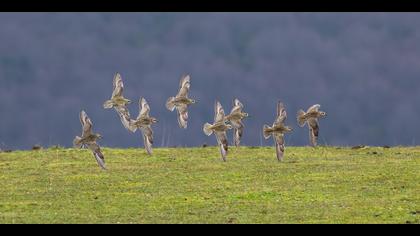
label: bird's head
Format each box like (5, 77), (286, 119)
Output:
(151, 117), (158, 123)
(320, 111), (327, 117)
(190, 99), (196, 104)
(95, 134), (103, 140)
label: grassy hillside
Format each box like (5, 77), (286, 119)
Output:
(0, 146), (419, 224)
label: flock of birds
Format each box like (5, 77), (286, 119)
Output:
(73, 73), (327, 170)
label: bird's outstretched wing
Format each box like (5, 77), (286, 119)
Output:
(230, 98), (243, 114)
(215, 131), (228, 161)
(308, 118), (319, 146)
(80, 110), (93, 138)
(214, 101), (225, 123)
(138, 97), (150, 119)
(176, 74), (191, 98)
(111, 73), (124, 98)
(177, 104), (188, 128)
(229, 105), (242, 115)
(274, 133), (285, 161)
(114, 106), (132, 131)
(141, 126), (153, 155)
(87, 142), (106, 170)
(275, 101), (287, 125)
(233, 98), (244, 109)
(307, 104), (321, 113)
(230, 120), (244, 147)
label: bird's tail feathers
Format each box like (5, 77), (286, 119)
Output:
(103, 100), (114, 109)
(166, 97), (176, 111)
(203, 123), (213, 136)
(263, 125), (272, 139)
(297, 110), (307, 127)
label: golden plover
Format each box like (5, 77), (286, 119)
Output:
(103, 73), (132, 130)
(128, 98), (158, 155)
(224, 98), (249, 147)
(297, 104), (326, 147)
(263, 102), (293, 161)
(203, 101), (232, 162)
(166, 74), (196, 129)
(73, 110), (106, 170)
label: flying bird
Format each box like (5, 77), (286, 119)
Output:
(128, 98), (158, 155)
(103, 72), (132, 130)
(224, 98), (249, 147)
(73, 110), (106, 170)
(103, 72), (131, 109)
(166, 74), (196, 129)
(297, 104), (327, 147)
(203, 101), (232, 161)
(263, 101), (293, 161)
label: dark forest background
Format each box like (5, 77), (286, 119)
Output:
(1, 13), (420, 149)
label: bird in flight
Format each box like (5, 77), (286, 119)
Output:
(166, 74), (196, 129)
(224, 98), (249, 147)
(73, 110), (106, 170)
(203, 101), (232, 161)
(297, 104), (327, 147)
(263, 101), (293, 161)
(128, 98), (158, 155)
(103, 72), (132, 130)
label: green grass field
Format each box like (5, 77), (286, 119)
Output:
(0, 146), (419, 224)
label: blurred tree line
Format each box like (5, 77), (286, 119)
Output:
(1, 13), (420, 149)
